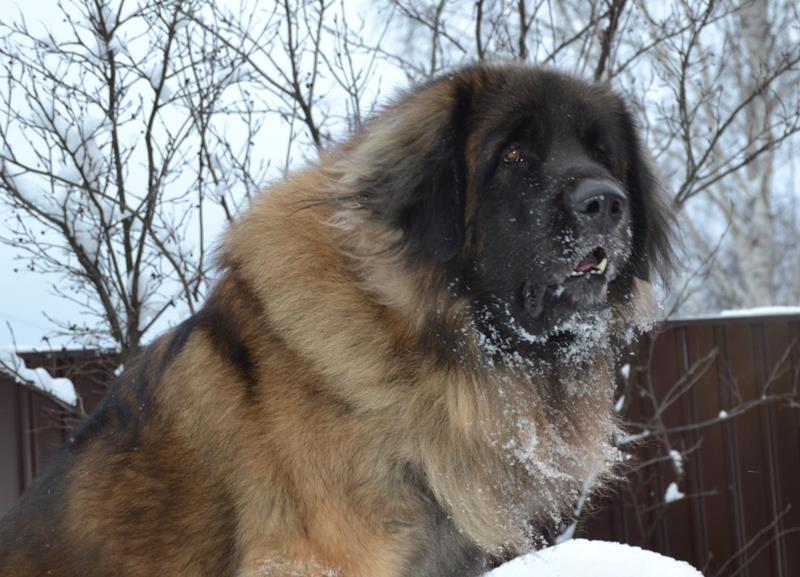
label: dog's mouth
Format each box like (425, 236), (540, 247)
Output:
(519, 246), (611, 320)
(566, 247), (608, 279)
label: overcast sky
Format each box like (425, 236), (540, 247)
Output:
(1, 1), (82, 348)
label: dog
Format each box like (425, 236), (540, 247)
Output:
(0, 63), (672, 577)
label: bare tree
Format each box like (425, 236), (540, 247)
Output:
(635, 0), (800, 312)
(5, 0), (798, 359)
(0, 0), (271, 360)
(0, 0), (398, 364)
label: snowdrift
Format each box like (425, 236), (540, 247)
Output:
(488, 539), (703, 577)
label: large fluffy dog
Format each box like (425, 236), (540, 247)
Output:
(0, 64), (672, 577)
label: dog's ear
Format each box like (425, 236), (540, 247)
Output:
(348, 81), (472, 263)
(620, 108), (675, 283)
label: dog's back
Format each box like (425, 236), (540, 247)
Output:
(0, 323), (244, 576)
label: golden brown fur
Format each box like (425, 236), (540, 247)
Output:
(0, 64), (669, 577)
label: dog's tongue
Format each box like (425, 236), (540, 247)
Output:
(574, 252), (599, 273)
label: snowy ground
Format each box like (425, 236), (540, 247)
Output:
(487, 539), (703, 577)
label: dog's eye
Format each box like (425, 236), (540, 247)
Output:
(503, 145), (525, 164)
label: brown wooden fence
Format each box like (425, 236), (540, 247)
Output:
(587, 313), (800, 576)
(0, 349), (115, 514)
(2, 313), (799, 575)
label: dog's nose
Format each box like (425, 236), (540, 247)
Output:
(569, 179), (626, 232)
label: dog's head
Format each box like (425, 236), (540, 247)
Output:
(339, 64), (673, 358)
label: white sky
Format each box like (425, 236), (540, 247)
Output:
(1, 1), (83, 348)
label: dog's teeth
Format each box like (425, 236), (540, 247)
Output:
(596, 258), (608, 273)
(570, 271), (583, 277)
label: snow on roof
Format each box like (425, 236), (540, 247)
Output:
(718, 306), (800, 318)
(487, 539), (702, 577)
(672, 305), (800, 322)
(0, 348), (78, 406)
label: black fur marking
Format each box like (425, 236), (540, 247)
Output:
(354, 82), (473, 263)
(158, 314), (202, 377)
(70, 291), (261, 448)
(68, 396), (112, 449)
(201, 488), (242, 577)
(200, 303), (259, 401)
(618, 105), (675, 283)
(403, 510), (487, 577)
(69, 353), (153, 450)
(403, 83), (472, 262)
(227, 263), (269, 322)
(400, 464), (488, 577)
(68, 313), (208, 450)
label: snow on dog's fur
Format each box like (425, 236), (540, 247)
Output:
(0, 64), (672, 577)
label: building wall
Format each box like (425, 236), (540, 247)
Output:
(0, 349), (115, 514)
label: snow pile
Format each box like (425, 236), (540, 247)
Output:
(487, 539), (703, 577)
(0, 348), (78, 405)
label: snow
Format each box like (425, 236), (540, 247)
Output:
(673, 306), (800, 322)
(10, 172), (62, 216)
(664, 481), (685, 503)
(100, 4), (117, 27)
(0, 348), (78, 405)
(72, 219), (100, 261)
(619, 362), (630, 380)
(613, 394), (625, 412)
(159, 82), (174, 102)
(147, 61), (164, 89)
(107, 35), (127, 55)
(487, 539), (703, 577)
(81, 113), (105, 137)
(616, 430), (650, 445)
(669, 449), (684, 476)
(551, 309), (614, 365)
(194, 4), (215, 25)
(718, 410), (728, 418)
(57, 162), (82, 182)
(718, 306), (800, 318)
(554, 475), (596, 544)
(52, 114), (79, 150)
